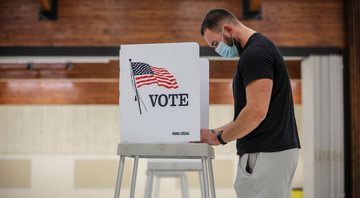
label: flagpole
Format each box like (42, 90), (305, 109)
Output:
(129, 59), (142, 115)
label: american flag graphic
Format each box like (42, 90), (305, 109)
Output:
(131, 62), (179, 89)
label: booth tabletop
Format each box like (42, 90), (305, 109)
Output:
(117, 143), (215, 159)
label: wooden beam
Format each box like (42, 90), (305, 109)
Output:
(347, 0), (360, 196)
(38, 0), (58, 21)
(243, 0), (262, 20)
(38, 0), (51, 12)
(249, 0), (262, 12)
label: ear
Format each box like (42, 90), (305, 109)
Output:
(223, 24), (233, 36)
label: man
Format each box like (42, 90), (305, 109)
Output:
(199, 9), (301, 198)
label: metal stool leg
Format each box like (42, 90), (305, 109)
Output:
(199, 170), (205, 198)
(130, 156), (139, 198)
(208, 158), (216, 198)
(154, 175), (160, 198)
(144, 170), (154, 198)
(201, 157), (210, 198)
(180, 173), (189, 198)
(114, 155), (125, 198)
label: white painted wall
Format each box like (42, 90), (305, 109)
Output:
(0, 104), (303, 198)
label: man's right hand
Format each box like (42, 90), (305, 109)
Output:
(200, 128), (221, 146)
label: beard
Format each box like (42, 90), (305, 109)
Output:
(233, 39), (243, 55)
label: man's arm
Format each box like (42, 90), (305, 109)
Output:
(221, 78), (272, 142)
(212, 121), (234, 132)
(200, 78), (273, 145)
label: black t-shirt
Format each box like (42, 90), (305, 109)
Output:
(233, 33), (301, 156)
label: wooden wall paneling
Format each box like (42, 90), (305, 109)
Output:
(0, 60), (300, 79)
(209, 60), (300, 79)
(0, 0), (345, 47)
(209, 61), (237, 79)
(210, 80), (234, 104)
(0, 80), (235, 104)
(0, 80), (119, 104)
(286, 61), (301, 79)
(0, 61), (119, 79)
(290, 79), (301, 104)
(0, 79), (301, 105)
(0, 60), (301, 104)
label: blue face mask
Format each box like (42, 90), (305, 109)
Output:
(215, 37), (239, 58)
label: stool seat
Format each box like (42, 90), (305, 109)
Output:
(147, 161), (202, 171)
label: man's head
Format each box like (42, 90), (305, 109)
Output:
(200, 9), (241, 57)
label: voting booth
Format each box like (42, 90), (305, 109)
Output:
(115, 43), (215, 198)
(119, 42), (208, 143)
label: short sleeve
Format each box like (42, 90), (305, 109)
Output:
(240, 45), (274, 87)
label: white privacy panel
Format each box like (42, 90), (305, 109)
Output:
(120, 43), (207, 143)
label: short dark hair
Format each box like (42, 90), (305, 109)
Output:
(200, 9), (237, 36)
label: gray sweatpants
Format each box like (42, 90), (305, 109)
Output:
(234, 148), (299, 198)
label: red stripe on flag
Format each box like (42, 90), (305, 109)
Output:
(134, 66), (179, 89)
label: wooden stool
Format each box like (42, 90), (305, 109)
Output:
(113, 143), (216, 198)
